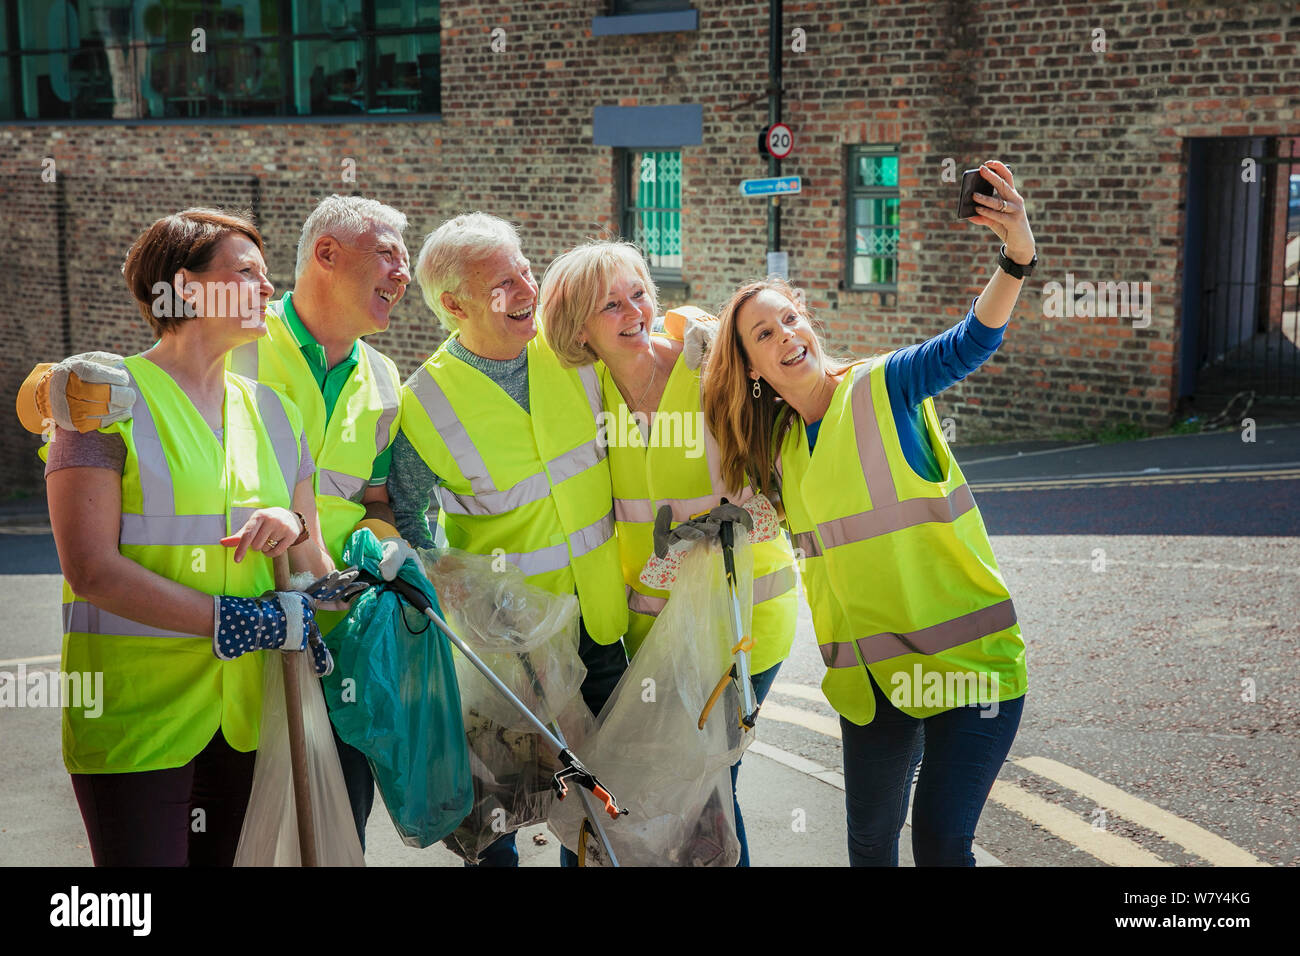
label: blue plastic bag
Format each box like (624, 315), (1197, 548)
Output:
(323, 530), (473, 848)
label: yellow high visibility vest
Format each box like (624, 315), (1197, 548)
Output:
(399, 335), (627, 644)
(599, 342), (797, 670)
(230, 298), (401, 564)
(61, 354), (304, 772)
(779, 358), (1027, 725)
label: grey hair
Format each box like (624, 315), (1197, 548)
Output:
(415, 212), (523, 332)
(295, 194), (409, 279)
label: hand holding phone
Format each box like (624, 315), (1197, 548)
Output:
(957, 165), (1007, 220)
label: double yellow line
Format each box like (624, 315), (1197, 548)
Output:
(972, 467), (1300, 492)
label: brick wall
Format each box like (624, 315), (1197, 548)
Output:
(2, 0), (1298, 494)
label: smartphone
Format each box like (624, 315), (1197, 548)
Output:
(956, 166), (1006, 220)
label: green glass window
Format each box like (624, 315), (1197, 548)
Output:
(0, 0), (440, 121)
(846, 147), (900, 289)
(620, 149), (683, 278)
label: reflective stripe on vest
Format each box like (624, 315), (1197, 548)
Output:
(820, 598), (1018, 668)
(795, 369), (977, 556)
(779, 357), (1025, 724)
(602, 349), (797, 669)
(233, 303), (402, 564)
(318, 468), (368, 503)
(115, 374), (298, 547)
(61, 358), (298, 771)
(628, 563), (796, 619)
(412, 364), (610, 537)
(399, 339), (627, 643)
(234, 306), (402, 464)
(253, 380), (298, 498)
(63, 601), (205, 639)
(361, 340), (400, 455)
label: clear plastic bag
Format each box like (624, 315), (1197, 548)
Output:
(422, 548), (594, 864)
(424, 549), (587, 731)
(442, 697), (593, 865)
(548, 533), (755, 867)
(234, 649), (365, 867)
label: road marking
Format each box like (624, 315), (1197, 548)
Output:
(761, 701), (842, 740)
(957, 442), (1101, 466)
(748, 740), (1003, 865)
(759, 698), (1269, 866)
(770, 682), (828, 705)
(987, 780), (1171, 866)
(1013, 756), (1269, 867)
(996, 556), (1300, 575)
(0, 654), (61, 668)
(973, 467), (1300, 492)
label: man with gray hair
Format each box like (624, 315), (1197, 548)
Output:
(389, 212), (629, 867)
(21, 193), (414, 851)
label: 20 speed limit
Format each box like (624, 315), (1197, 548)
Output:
(763, 123), (793, 160)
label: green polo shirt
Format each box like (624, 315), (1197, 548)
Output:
(281, 291), (391, 484)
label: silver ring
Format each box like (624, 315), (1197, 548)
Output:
(1000, 198), (1007, 212)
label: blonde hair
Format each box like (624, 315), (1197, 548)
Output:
(539, 240), (658, 368)
(415, 212), (522, 332)
(702, 277), (854, 499)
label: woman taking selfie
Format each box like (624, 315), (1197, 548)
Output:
(702, 161), (1034, 866)
(540, 239), (799, 867)
(43, 209), (335, 866)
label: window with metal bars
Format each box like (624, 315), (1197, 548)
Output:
(618, 148), (683, 280)
(845, 146), (900, 291)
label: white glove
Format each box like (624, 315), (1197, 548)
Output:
(662, 306), (717, 371)
(379, 536), (420, 582)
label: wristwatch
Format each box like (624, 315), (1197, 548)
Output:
(997, 243), (1037, 279)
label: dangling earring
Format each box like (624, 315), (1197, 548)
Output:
(752, 378), (762, 399)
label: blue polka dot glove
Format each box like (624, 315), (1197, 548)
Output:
(213, 591), (333, 676)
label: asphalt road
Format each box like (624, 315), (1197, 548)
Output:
(2, 425), (1296, 867)
(756, 425), (1300, 866)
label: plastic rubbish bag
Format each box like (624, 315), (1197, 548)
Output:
(445, 697), (593, 864)
(323, 530), (473, 849)
(235, 649), (365, 866)
(548, 532), (755, 866)
(421, 548), (594, 864)
(424, 549), (587, 730)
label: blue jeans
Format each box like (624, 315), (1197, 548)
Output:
(729, 662), (782, 867)
(471, 616), (628, 868)
(841, 671), (1024, 866)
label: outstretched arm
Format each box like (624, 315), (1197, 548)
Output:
(968, 159), (1037, 332)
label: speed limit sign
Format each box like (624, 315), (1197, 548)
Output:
(760, 123), (794, 160)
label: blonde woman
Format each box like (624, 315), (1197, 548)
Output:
(539, 240), (799, 867)
(701, 161), (1034, 866)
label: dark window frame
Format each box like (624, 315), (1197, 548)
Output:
(617, 147), (684, 284)
(0, 0), (440, 123)
(845, 144), (901, 293)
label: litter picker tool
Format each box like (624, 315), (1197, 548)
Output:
(351, 567), (628, 864)
(672, 500), (759, 732)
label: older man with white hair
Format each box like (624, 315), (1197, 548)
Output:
(388, 212), (629, 867)
(21, 194), (414, 851)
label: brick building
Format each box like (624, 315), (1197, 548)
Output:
(2, 0), (1298, 495)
